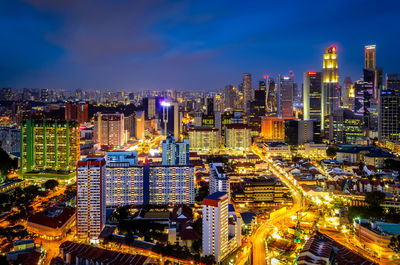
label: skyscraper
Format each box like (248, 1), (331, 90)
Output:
(278, 74), (294, 118)
(224, 85), (236, 111)
(65, 103), (89, 124)
(161, 136), (190, 166)
(94, 112), (125, 150)
(77, 157), (106, 242)
(342, 77), (353, 109)
(303, 71), (322, 121)
(242, 73), (252, 111)
(379, 74), (400, 142)
(321, 46), (339, 129)
(135, 111), (145, 140)
(202, 192), (229, 263)
(365, 44), (376, 69)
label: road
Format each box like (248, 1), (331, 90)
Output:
(234, 145), (304, 265)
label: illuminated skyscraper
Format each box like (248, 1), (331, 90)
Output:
(379, 74), (400, 142)
(365, 45), (376, 69)
(278, 74), (294, 118)
(94, 112), (125, 150)
(242, 73), (252, 111)
(224, 85), (236, 111)
(321, 46), (339, 129)
(303, 71), (322, 121)
(342, 77), (353, 109)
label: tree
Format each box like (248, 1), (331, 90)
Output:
(201, 255), (217, 265)
(0, 147), (18, 178)
(0, 255), (10, 265)
(326, 146), (337, 158)
(389, 235), (400, 254)
(43, 179), (59, 190)
(365, 191), (386, 209)
(111, 205), (130, 222)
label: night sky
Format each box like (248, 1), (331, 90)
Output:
(1, 0), (400, 91)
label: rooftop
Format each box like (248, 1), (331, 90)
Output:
(204, 191), (227, 201)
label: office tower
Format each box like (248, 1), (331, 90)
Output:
(135, 111), (145, 140)
(20, 120), (80, 175)
(77, 157), (106, 241)
(194, 111), (203, 127)
(342, 77), (353, 109)
(224, 85), (236, 111)
(303, 72), (322, 121)
(330, 109), (364, 144)
(261, 116), (285, 142)
(142, 97), (160, 120)
(124, 114), (135, 139)
(365, 44), (376, 69)
(242, 73), (252, 111)
(188, 127), (219, 153)
(353, 80), (374, 133)
(285, 120), (315, 145)
(364, 45), (383, 100)
(94, 112), (125, 150)
(379, 74), (400, 142)
(278, 74), (294, 118)
(206, 97), (214, 115)
(266, 78), (277, 114)
(202, 192), (229, 263)
(158, 101), (180, 140)
(248, 87), (266, 130)
(321, 46), (339, 129)
(65, 103), (89, 124)
(162, 136), (190, 166)
(105, 152), (143, 207)
(225, 124), (251, 151)
(209, 163), (230, 195)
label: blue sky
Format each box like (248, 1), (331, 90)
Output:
(1, 0), (400, 90)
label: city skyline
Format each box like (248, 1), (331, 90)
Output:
(1, 0), (400, 90)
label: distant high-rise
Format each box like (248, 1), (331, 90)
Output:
(224, 85), (236, 111)
(242, 73), (252, 111)
(162, 136), (190, 166)
(135, 111), (145, 140)
(379, 74), (400, 142)
(278, 74), (294, 118)
(94, 112), (125, 150)
(365, 45), (376, 69)
(321, 46), (339, 129)
(77, 157), (106, 241)
(65, 103), (89, 124)
(330, 109), (364, 144)
(303, 71), (322, 121)
(342, 77), (353, 109)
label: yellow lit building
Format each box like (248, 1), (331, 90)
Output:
(321, 46), (339, 129)
(260, 116), (285, 142)
(225, 124), (251, 152)
(188, 127), (219, 154)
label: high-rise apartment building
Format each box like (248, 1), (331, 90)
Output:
(321, 46), (339, 129)
(209, 163), (230, 196)
(225, 124), (251, 151)
(162, 136), (190, 166)
(278, 74), (294, 118)
(303, 72), (322, 121)
(105, 152), (143, 207)
(202, 192), (229, 263)
(94, 112), (125, 150)
(65, 103), (89, 123)
(188, 127), (219, 153)
(77, 157), (106, 241)
(242, 73), (252, 111)
(20, 120), (80, 176)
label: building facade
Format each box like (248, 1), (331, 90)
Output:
(162, 136), (190, 166)
(188, 127), (219, 153)
(77, 157), (106, 241)
(94, 112), (125, 150)
(225, 124), (251, 151)
(303, 71), (322, 121)
(209, 163), (230, 196)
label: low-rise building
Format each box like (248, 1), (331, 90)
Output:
(27, 206), (75, 240)
(263, 142), (291, 158)
(232, 177), (290, 207)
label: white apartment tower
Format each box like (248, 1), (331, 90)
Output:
(77, 157), (106, 242)
(209, 163), (230, 196)
(202, 192), (229, 263)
